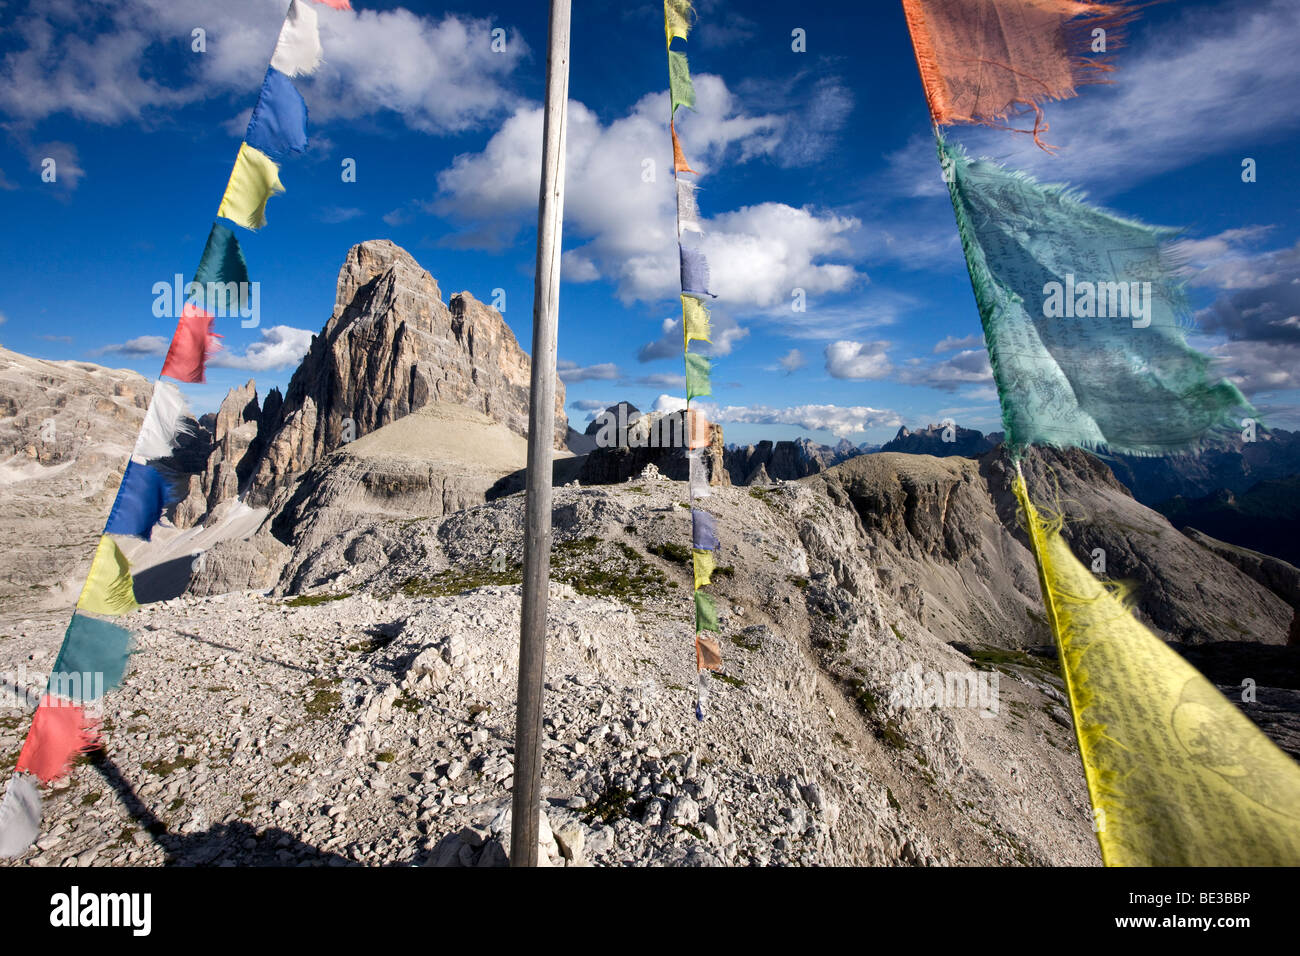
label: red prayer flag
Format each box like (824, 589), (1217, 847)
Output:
(160, 304), (223, 384)
(16, 696), (100, 784)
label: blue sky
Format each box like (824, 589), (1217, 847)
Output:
(2, 0), (1298, 447)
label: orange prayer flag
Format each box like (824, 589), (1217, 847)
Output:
(695, 634), (723, 671)
(900, 0), (1137, 150)
(671, 119), (697, 174)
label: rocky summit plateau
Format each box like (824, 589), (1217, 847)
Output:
(1, 241), (1297, 868)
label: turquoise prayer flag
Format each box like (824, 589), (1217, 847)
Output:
(940, 136), (1252, 457)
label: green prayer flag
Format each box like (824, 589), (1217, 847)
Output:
(694, 589), (719, 632)
(668, 49), (695, 114)
(193, 222), (250, 315)
(685, 351), (711, 399)
(941, 136), (1251, 457)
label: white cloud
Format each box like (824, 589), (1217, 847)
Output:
(211, 325), (314, 371)
(637, 311), (747, 361)
(933, 333), (983, 353)
(653, 394), (688, 414)
(706, 402), (902, 438)
(557, 360), (620, 383)
(434, 78), (863, 306)
(319, 207), (364, 224)
(899, 349), (994, 392)
(777, 349), (805, 373)
(825, 340), (891, 380)
(0, 1), (526, 134)
(96, 335), (170, 358)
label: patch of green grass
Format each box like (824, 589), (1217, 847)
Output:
(729, 631), (761, 651)
(674, 822), (705, 840)
(283, 592), (351, 607)
(647, 541), (692, 565)
(399, 563), (522, 597)
(142, 756), (198, 777)
(304, 686), (340, 723)
(583, 786), (636, 826)
(965, 644), (1055, 675)
(552, 536), (670, 609)
(886, 788), (901, 811)
(273, 752), (312, 769)
(749, 487), (775, 505)
(890, 623), (905, 642)
(710, 671), (746, 689)
(394, 694), (423, 714)
(712, 565), (735, 579)
(81, 791), (102, 807)
(374, 752), (395, 764)
(167, 797), (185, 813)
(787, 575), (810, 589)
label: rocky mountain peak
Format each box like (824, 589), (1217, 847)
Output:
(180, 240), (568, 521)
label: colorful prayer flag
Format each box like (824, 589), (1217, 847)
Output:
(664, 0), (693, 47)
(0, 775), (41, 859)
(668, 50), (696, 114)
(681, 294), (710, 344)
(245, 67), (309, 160)
(161, 304), (222, 384)
(104, 461), (171, 540)
(311, 0), (353, 9)
(686, 408), (711, 449)
(688, 447), (712, 498)
(76, 536), (138, 617)
(676, 179), (702, 236)
(685, 351), (711, 400)
(1013, 471), (1300, 865)
(272, 0), (325, 78)
(942, 137), (1250, 456)
(692, 548), (715, 589)
(691, 507), (719, 551)
(192, 222), (251, 316)
(217, 143), (286, 231)
(695, 633), (723, 671)
(50, 615), (135, 701)
(680, 244), (714, 298)
(901, 0), (1136, 149)
(15, 697), (100, 785)
(671, 120), (697, 175)
(133, 381), (192, 461)
(694, 590), (719, 632)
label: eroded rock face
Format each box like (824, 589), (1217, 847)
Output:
(240, 240), (567, 508)
(577, 410), (729, 486)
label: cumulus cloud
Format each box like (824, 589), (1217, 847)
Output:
(637, 311), (747, 362)
(1190, 241), (1300, 345)
(707, 403), (902, 438)
(933, 333), (983, 353)
(319, 207), (364, 224)
(557, 360), (620, 383)
(777, 349), (805, 373)
(824, 340), (891, 380)
(434, 77), (863, 306)
(899, 349), (994, 392)
(211, 325), (314, 371)
(1211, 340), (1300, 395)
(0, 0), (526, 134)
(96, 335), (171, 358)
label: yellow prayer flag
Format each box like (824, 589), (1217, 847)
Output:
(77, 536), (138, 617)
(681, 294), (711, 346)
(1014, 472), (1300, 865)
(692, 548), (715, 590)
(664, 0), (693, 47)
(217, 143), (286, 231)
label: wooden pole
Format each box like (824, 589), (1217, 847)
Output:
(511, 0), (571, 868)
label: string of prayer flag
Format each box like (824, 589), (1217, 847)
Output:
(1, 0), (346, 858)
